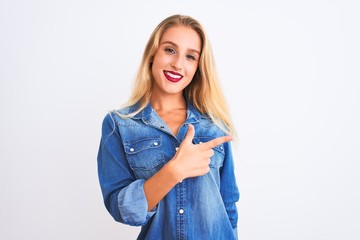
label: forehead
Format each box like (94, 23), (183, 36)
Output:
(160, 26), (201, 52)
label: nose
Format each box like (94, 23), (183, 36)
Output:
(171, 55), (183, 71)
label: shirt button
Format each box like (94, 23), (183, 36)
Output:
(179, 209), (184, 214)
(129, 148), (134, 152)
(175, 147), (179, 151)
(153, 142), (158, 146)
(199, 141), (203, 144)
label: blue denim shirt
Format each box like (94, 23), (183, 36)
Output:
(97, 102), (239, 240)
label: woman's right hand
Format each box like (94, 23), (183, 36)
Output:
(169, 124), (233, 181)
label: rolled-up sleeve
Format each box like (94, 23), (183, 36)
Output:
(118, 179), (156, 225)
(220, 141), (240, 229)
(97, 113), (156, 226)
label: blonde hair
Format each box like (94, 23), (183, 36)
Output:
(120, 14), (236, 137)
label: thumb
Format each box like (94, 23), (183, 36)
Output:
(183, 124), (195, 144)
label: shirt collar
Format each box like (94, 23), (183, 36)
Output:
(130, 101), (201, 124)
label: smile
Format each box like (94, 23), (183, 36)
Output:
(163, 70), (183, 83)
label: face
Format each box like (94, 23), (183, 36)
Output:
(151, 26), (201, 97)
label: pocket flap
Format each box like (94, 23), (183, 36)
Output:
(124, 137), (162, 154)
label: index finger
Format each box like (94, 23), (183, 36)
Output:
(202, 135), (233, 149)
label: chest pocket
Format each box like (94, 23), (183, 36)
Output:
(193, 136), (225, 168)
(124, 137), (165, 179)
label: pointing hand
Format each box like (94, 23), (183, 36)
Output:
(170, 124), (233, 181)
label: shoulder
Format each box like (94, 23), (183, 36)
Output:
(187, 103), (227, 136)
(199, 116), (230, 139)
(101, 105), (139, 128)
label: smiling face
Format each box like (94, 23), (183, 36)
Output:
(151, 26), (201, 98)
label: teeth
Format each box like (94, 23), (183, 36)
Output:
(165, 71), (181, 79)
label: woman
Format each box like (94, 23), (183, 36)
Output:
(97, 14), (239, 240)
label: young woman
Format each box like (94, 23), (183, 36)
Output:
(97, 14), (239, 240)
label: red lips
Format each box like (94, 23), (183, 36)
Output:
(163, 70), (183, 83)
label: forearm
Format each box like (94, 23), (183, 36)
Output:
(144, 161), (180, 211)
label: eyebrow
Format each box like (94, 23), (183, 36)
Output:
(161, 41), (201, 55)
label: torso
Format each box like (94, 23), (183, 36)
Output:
(108, 103), (238, 239)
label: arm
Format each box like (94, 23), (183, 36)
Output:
(97, 113), (155, 226)
(219, 141), (240, 230)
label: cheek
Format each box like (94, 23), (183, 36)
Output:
(151, 56), (164, 76)
(187, 64), (199, 77)
(153, 52), (171, 66)
(151, 55), (160, 69)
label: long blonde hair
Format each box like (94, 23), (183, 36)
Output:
(121, 14), (236, 137)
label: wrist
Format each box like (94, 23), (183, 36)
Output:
(165, 160), (184, 183)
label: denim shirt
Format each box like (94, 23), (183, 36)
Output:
(97, 102), (239, 240)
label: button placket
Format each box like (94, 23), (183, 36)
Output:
(176, 172), (186, 238)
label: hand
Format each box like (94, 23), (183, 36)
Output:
(169, 124), (233, 181)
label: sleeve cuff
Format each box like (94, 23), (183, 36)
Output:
(117, 179), (156, 226)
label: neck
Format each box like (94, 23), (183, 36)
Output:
(150, 93), (186, 112)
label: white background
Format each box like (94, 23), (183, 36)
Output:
(1, 0), (359, 239)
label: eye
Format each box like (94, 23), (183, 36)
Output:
(165, 47), (176, 55)
(186, 54), (197, 61)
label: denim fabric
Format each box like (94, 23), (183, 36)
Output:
(97, 102), (239, 240)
